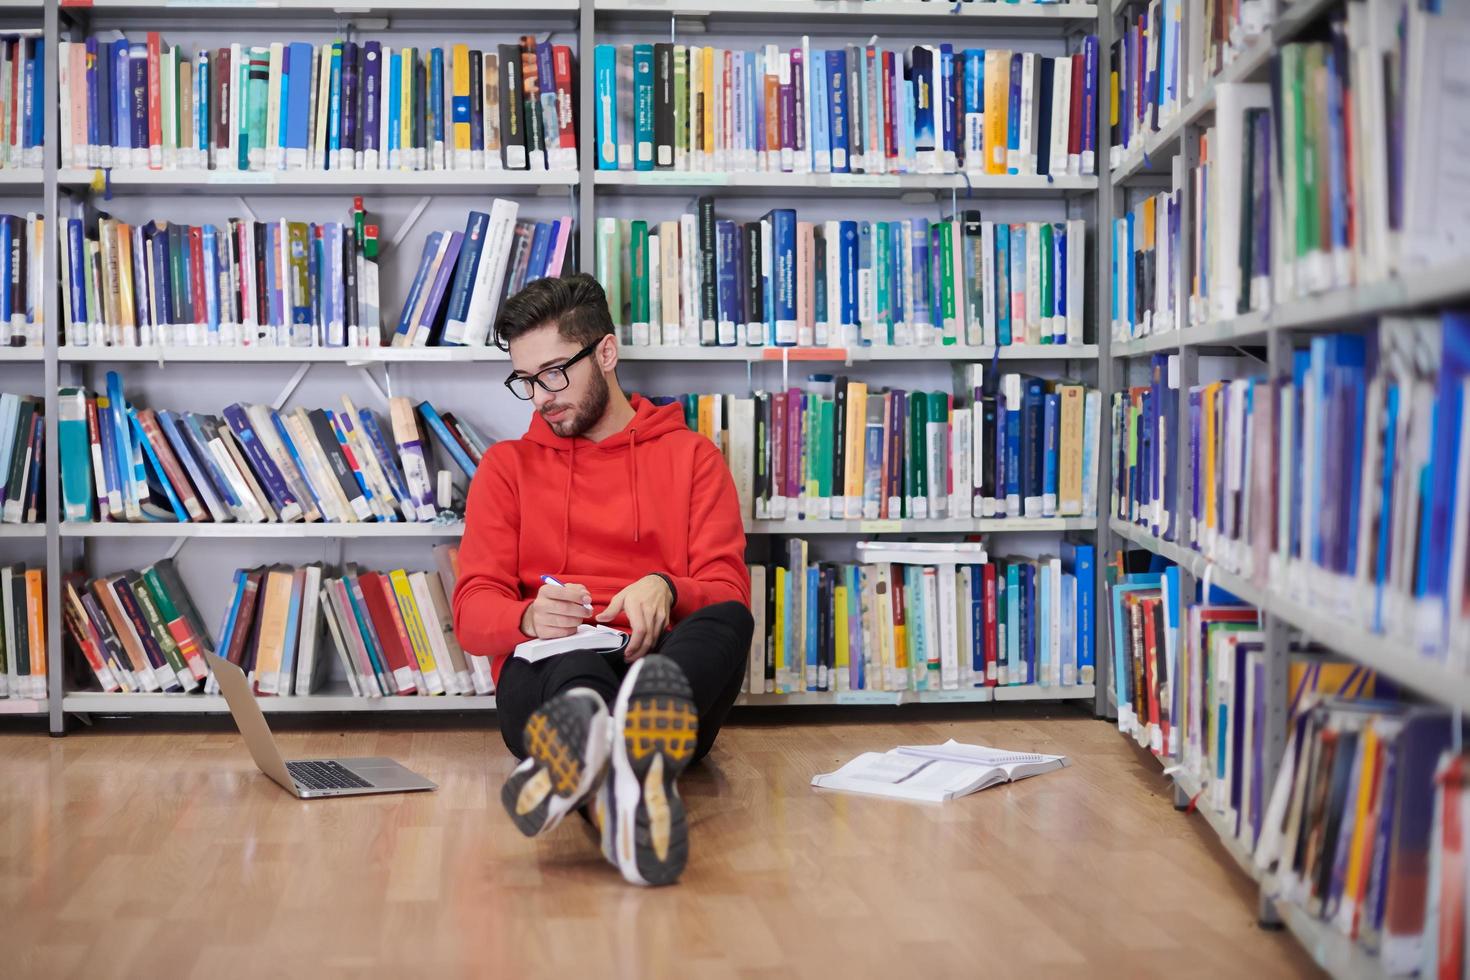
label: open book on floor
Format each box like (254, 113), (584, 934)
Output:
(811, 739), (1069, 804)
(514, 624), (629, 663)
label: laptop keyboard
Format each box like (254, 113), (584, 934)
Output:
(287, 760), (373, 791)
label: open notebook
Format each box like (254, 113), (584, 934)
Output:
(513, 624), (629, 663)
(811, 739), (1069, 803)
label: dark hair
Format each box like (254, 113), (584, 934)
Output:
(492, 273), (615, 351)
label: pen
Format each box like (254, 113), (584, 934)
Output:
(540, 574), (594, 612)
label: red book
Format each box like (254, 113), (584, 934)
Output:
(882, 51), (897, 165)
(137, 409), (205, 521)
(357, 572), (418, 694)
(188, 225), (208, 333)
(1068, 53), (1084, 169)
(227, 568), (266, 669)
(889, 564), (907, 676)
(552, 45), (576, 158)
(147, 32), (163, 169)
(982, 563), (998, 686)
(1141, 597), (1162, 753)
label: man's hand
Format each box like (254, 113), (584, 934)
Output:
(597, 575), (673, 662)
(520, 581), (592, 639)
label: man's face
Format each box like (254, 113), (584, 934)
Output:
(508, 324), (611, 440)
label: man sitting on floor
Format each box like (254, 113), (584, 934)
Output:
(452, 273), (753, 887)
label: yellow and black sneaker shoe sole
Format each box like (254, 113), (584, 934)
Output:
(619, 658), (698, 886)
(502, 691), (605, 838)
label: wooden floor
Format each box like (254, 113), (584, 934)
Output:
(1, 707), (1317, 979)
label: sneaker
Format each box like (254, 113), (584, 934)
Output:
(501, 688), (612, 838)
(608, 655), (699, 886)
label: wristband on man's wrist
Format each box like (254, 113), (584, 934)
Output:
(650, 572), (677, 609)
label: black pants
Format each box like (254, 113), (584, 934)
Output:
(496, 601), (753, 764)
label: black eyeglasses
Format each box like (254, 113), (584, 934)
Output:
(504, 338), (605, 401)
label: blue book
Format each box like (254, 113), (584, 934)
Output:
(1082, 35), (1098, 172)
(84, 39), (98, 162)
(909, 218), (930, 327)
(1055, 223), (1068, 343)
(216, 570), (250, 666)
(417, 401), (476, 478)
(911, 45), (936, 168)
(395, 231), (442, 342)
(277, 572), (304, 692)
(1373, 385), (1401, 632)
(1037, 561), (1050, 687)
(387, 50), (402, 165)
(327, 42), (344, 163)
(806, 565), (819, 691)
(810, 48), (830, 171)
(93, 39), (111, 157)
(525, 222), (552, 284)
(270, 409), (326, 513)
(341, 42), (359, 158)
(195, 53), (209, 164)
(889, 223), (905, 332)
(179, 411), (240, 514)
(969, 563), (985, 682)
(715, 220), (740, 345)
(128, 410), (188, 522)
(362, 41), (381, 161)
(594, 45), (618, 170)
(444, 211), (489, 327)
(111, 39), (129, 156)
(857, 222), (873, 345)
(201, 224), (220, 336)
(1004, 388), (1022, 514)
(633, 44), (654, 170)
(1005, 563), (1020, 683)
(1006, 54), (1022, 174)
(1062, 541), (1094, 685)
(129, 43), (148, 154)
(827, 49), (849, 173)
(357, 409), (413, 512)
(429, 47), (445, 152)
(1421, 313), (1470, 627)
(839, 221), (859, 332)
(939, 45), (956, 165)
(1043, 392), (1059, 515)
(764, 209), (797, 344)
(286, 42), (314, 162)
(963, 49), (984, 168)
(156, 410), (223, 520)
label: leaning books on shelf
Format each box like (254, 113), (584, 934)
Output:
(0, 391), (43, 524)
(59, 34), (576, 173)
(1, 563), (45, 700)
(202, 553), (492, 699)
(1108, 0), (1182, 166)
(1427, 751), (1469, 978)
(0, 212), (44, 348)
(1110, 352), (1178, 541)
(61, 199), (383, 349)
(1112, 182), (1182, 341)
(1254, 698), (1453, 976)
(593, 36), (1098, 176)
(1176, 315), (1470, 661)
(664, 366), (1100, 522)
(61, 559), (204, 695)
(597, 199), (1086, 349)
(56, 372), (487, 525)
(745, 536), (1095, 695)
(398, 201), (572, 348)
(0, 32), (43, 171)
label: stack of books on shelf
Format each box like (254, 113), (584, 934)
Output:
(56, 374), (486, 525)
(1255, 697), (1453, 976)
(746, 537), (1095, 695)
(1109, 352), (1177, 541)
(593, 38), (1099, 176)
(62, 560), (207, 694)
(398, 202), (572, 348)
(0, 32), (42, 171)
(0, 213), (44, 349)
(1, 391), (42, 525)
(2, 563), (45, 701)
(1108, 0), (1181, 165)
(670, 366), (1100, 522)
(201, 549), (492, 698)
(597, 199), (1086, 348)
(59, 35), (577, 173)
(1185, 0), (1269, 92)
(62, 199), (383, 349)
(1112, 185), (1182, 341)
(1177, 316), (1470, 663)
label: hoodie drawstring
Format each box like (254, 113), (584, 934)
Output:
(628, 428), (640, 543)
(561, 439), (575, 572)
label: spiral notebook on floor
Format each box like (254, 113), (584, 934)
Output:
(811, 739), (1070, 804)
(514, 624), (629, 663)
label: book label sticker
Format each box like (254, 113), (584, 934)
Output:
(925, 689), (987, 703)
(830, 173), (900, 188)
(835, 691), (901, 706)
(859, 519), (903, 533)
(209, 171), (278, 184)
(631, 171), (729, 186)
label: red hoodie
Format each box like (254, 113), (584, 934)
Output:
(452, 394), (750, 685)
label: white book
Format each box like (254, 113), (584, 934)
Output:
(1050, 56), (1071, 179)
(778, 52), (794, 172)
(515, 624), (628, 664)
(679, 212), (700, 345)
(1211, 83), (1271, 319)
(937, 565), (959, 691)
(1061, 573), (1077, 688)
(727, 396), (755, 519)
(266, 43), (284, 169)
(980, 222), (997, 347)
(455, 198), (519, 347)
(160, 46), (177, 170)
(314, 44), (332, 170)
(812, 740), (1070, 803)
(1048, 557), (1062, 688)
(795, 37), (811, 173)
(1015, 52), (1036, 175)
(948, 217), (965, 344)
(318, 584), (362, 697)
(748, 565), (767, 695)
(951, 407), (973, 520)
(647, 233), (662, 342)
(1025, 221), (1042, 345)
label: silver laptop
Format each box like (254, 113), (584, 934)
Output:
(207, 650), (437, 799)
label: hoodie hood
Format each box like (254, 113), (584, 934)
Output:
(522, 394), (689, 564)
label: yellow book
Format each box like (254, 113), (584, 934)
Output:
(25, 568), (45, 686)
(400, 48), (415, 169)
(773, 565), (787, 691)
(983, 50), (1010, 175)
(1142, 196), (1156, 251)
(893, 571), (908, 671)
(697, 393), (714, 442)
(1339, 721), (1379, 922)
(1110, 66), (1120, 129)
(255, 567), (294, 694)
(390, 568), (443, 694)
(702, 47), (716, 160)
(834, 582), (849, 683)
(115, 221), (136, 336)
(451, 44), (471, 164)
(844, 381), (868, 512)
(1203, 383), (1218, 534)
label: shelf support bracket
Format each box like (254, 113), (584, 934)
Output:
(391, 196), (433, 252)
(164, 536), (189, 562)
(234, 195), (259, 225)
(357, 364), (391, 407)
(271, 362), (314, 412)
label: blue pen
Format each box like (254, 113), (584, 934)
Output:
(540, 574), (594, 612)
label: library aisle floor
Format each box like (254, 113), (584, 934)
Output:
(1, 707), (1315, 979)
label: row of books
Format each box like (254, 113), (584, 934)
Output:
(1, 564), (44, 700)
(1114, 312), (1470, 664)
(56, 373), (486, 524)
(0, 391), (41, 524)
(1257, 697), (1452, 976)
(0, 35), (41, 171)
(61, 559), (208, 694)
(62, 200), (380, 350)
(676, 369), (1101, 522)
(594, 40), (1100, 177)
(395, 201), (570, 349)
(744, 538), (1095, 695)
(596, 200), (1088, 349)
(0, 212), (44, 348)
(1111, 186), (1181, 341)
(1108, 0), (1181, 166)
(60, 35), (576, 173)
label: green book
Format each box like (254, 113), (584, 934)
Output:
(928, 391), (949, 518)
(595, 219), (623, 329)
(874, 222), (891, 338)
(673, 45), (688, 162)
(938, 221), (957, 342)
(1038, 222), (1053, 342)
(909, 389), (926, 517)
(629, 220), (650, 327)
(126, 572), (192, 687)
(816, 396), (834, 503)
(797, 394), (811, 513)
(140, 566), (201, 679)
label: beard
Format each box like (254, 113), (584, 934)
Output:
(541, 369), (610, 439)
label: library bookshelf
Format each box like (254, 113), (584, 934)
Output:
(1104, 0), (1470, 974)
(20, 0), (1113, 734)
